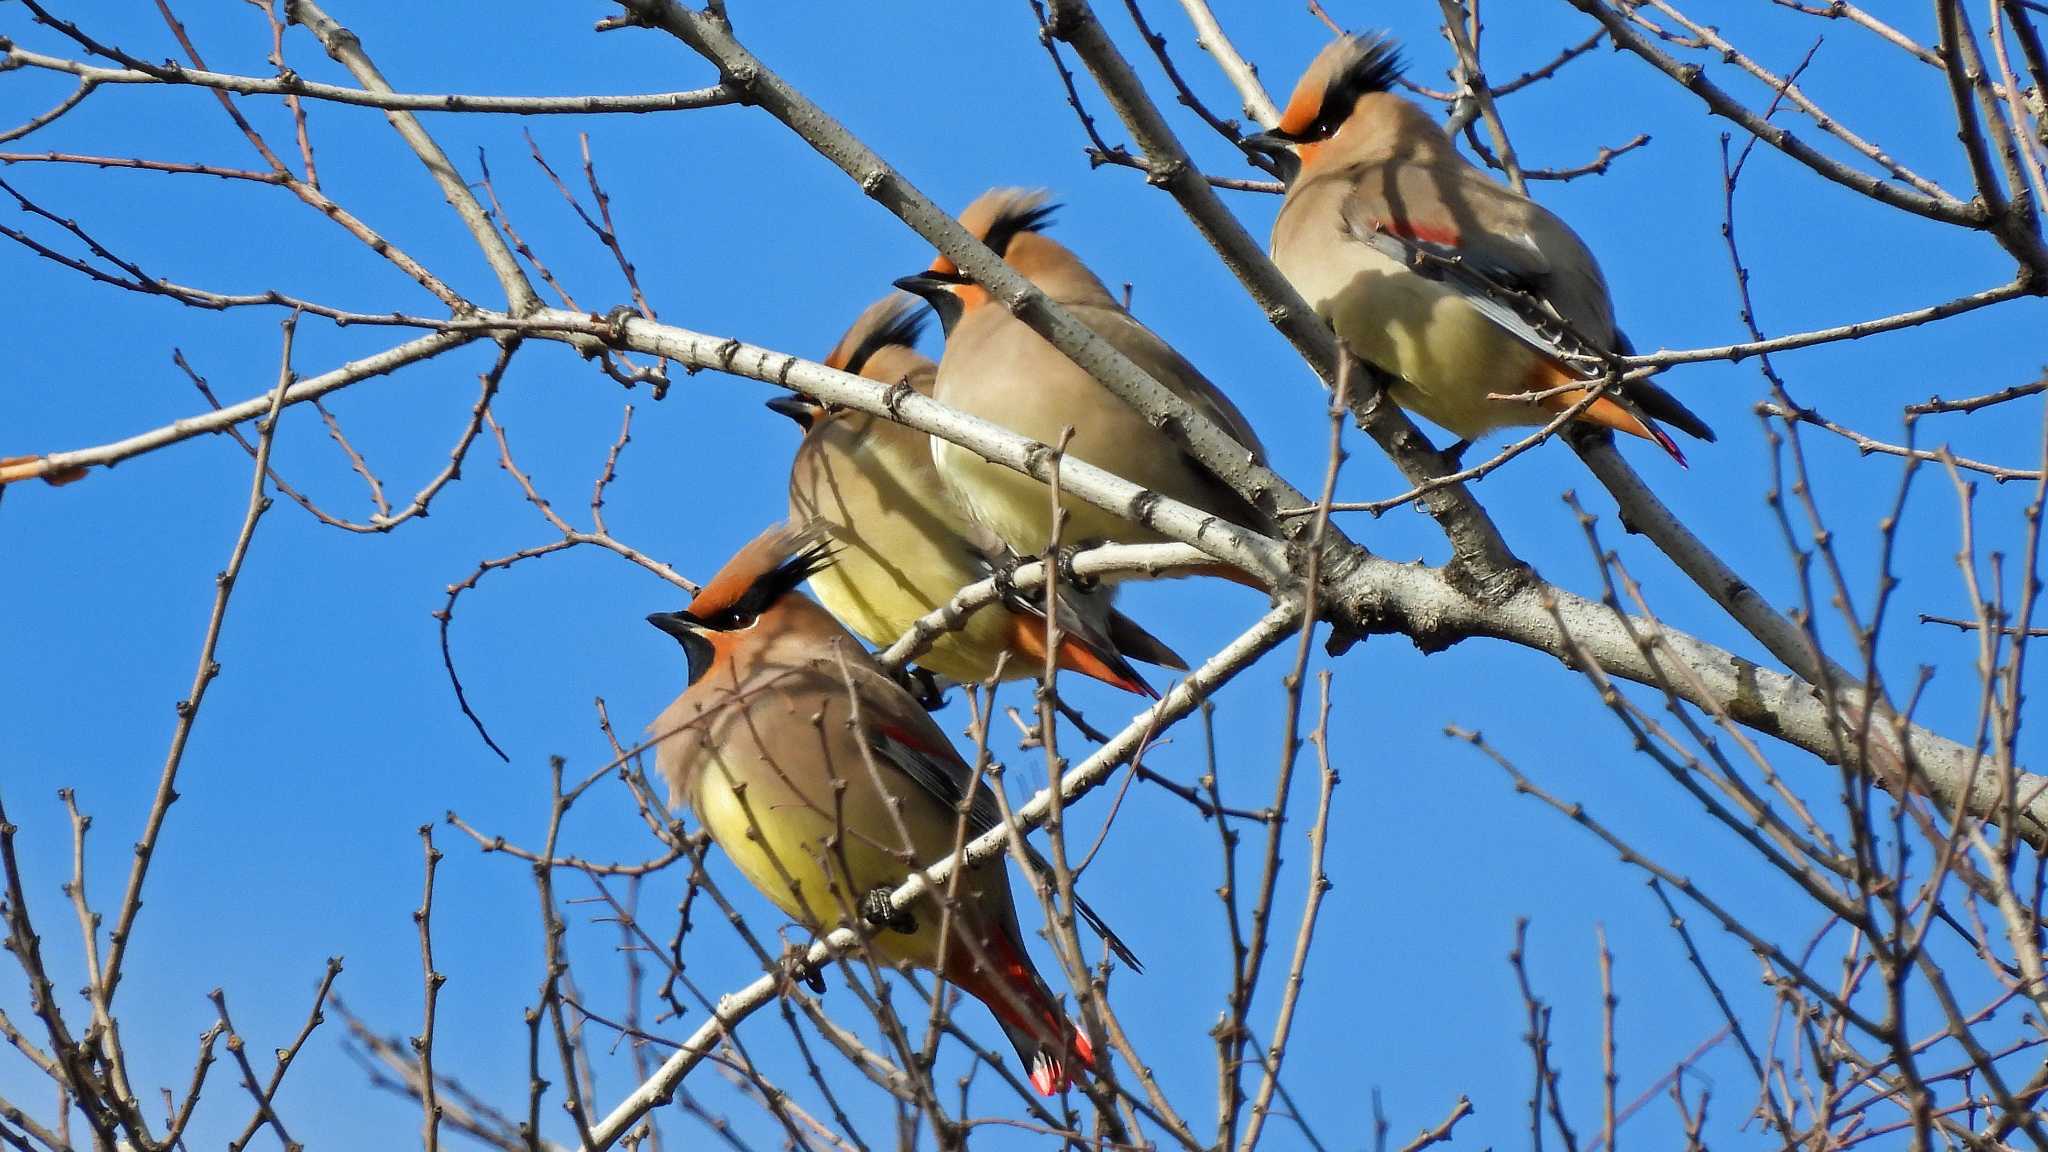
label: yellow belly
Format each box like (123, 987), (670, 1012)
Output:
(803, 534), (1022, 685)
(692, 753), (959, 971)
(933, 438), (1162, 559)
(791, 424), (1029, 684)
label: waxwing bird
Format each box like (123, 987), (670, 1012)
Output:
(646, 524), (1138, 1095)
(1246, 34), (1714, 462)
(892, 189), (1272, 574)
(771, 295), (1186, 697)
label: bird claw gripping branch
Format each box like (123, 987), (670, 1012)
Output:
(778, 943), (827, 995)
(904, 667), (951, 712)
(1052, 543), (1100, 592)
(860, 885), (919, 936)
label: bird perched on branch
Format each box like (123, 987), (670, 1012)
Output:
(1246, 33), (1713, 463)
(646, 524), (1138, 1095)
(769, 295), (1185, 697)
(892, 189), (1271, 583)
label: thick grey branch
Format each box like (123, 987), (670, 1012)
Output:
(616, 0), (1301, 533)
(1321, 544), (2048, 845)
(524, 309), (1287, 582)
(489, 308), (2035, 847)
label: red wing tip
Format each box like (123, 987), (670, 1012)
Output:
(1071, 1025), (1096, 1069)
(1651, 425), (1688, 468)
(1030, 1050), (1065, 1096)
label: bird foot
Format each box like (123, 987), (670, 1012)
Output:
(1053, 544), (1100, 592)
(987, 550), (1025, 606)
(905, 667), (949, 712)
(860, 886), (918, 935)
(778, 944), (826, 995)
(600, 304), (639, 344)
(1439, 438), (1472, 470)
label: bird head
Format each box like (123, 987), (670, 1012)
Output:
(893, 188), (1063, 332)
(767, 293), (934, 430)
(1244, 33), (1405, 173)
(825, 293), (931, 380)
(647, 524), (836, 685)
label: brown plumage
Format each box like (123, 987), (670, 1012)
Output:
(1248, 34), (1712, 462)
(894, 189), (1271, 570)
(647, 524), (1129, 1094)
(772, 295), (1185, 695)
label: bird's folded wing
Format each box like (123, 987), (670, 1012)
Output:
(1340, 200), (1612, 379)
(866, 720), (1143, 971)
(868, 720), (1005, 836)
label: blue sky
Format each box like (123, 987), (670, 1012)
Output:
(4, 2), (2045, 1149)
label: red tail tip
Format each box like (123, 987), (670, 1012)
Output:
(1030, 1050), (1066, 1096)
(1028, 1023), (1096, 1095)
(1054, 633), (1156, 698)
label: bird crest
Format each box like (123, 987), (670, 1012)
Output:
(680, 523), (835, 631)
(825, 294), (931, 377)
(930, 188), (1059, 277)
(1276, 32), (1405, 141)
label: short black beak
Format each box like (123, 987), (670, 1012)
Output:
(646, 611), (698, 641)
(765, 393), (819, 428)
(1240, 130), (1301, 185)
(891, 274), (964, 335)
(891, 273), (950, 301)
(1240, 129), (1296, 157)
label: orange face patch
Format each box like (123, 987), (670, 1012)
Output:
(1276, 79), (1323, 138)
(953, 282), (990, 313)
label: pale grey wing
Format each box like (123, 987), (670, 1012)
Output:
(866, 722), (1004, 835)
(867, 722), (1145, 970)
(1453, 168), (1619, 347)
(1076, 304), (1269, 463)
